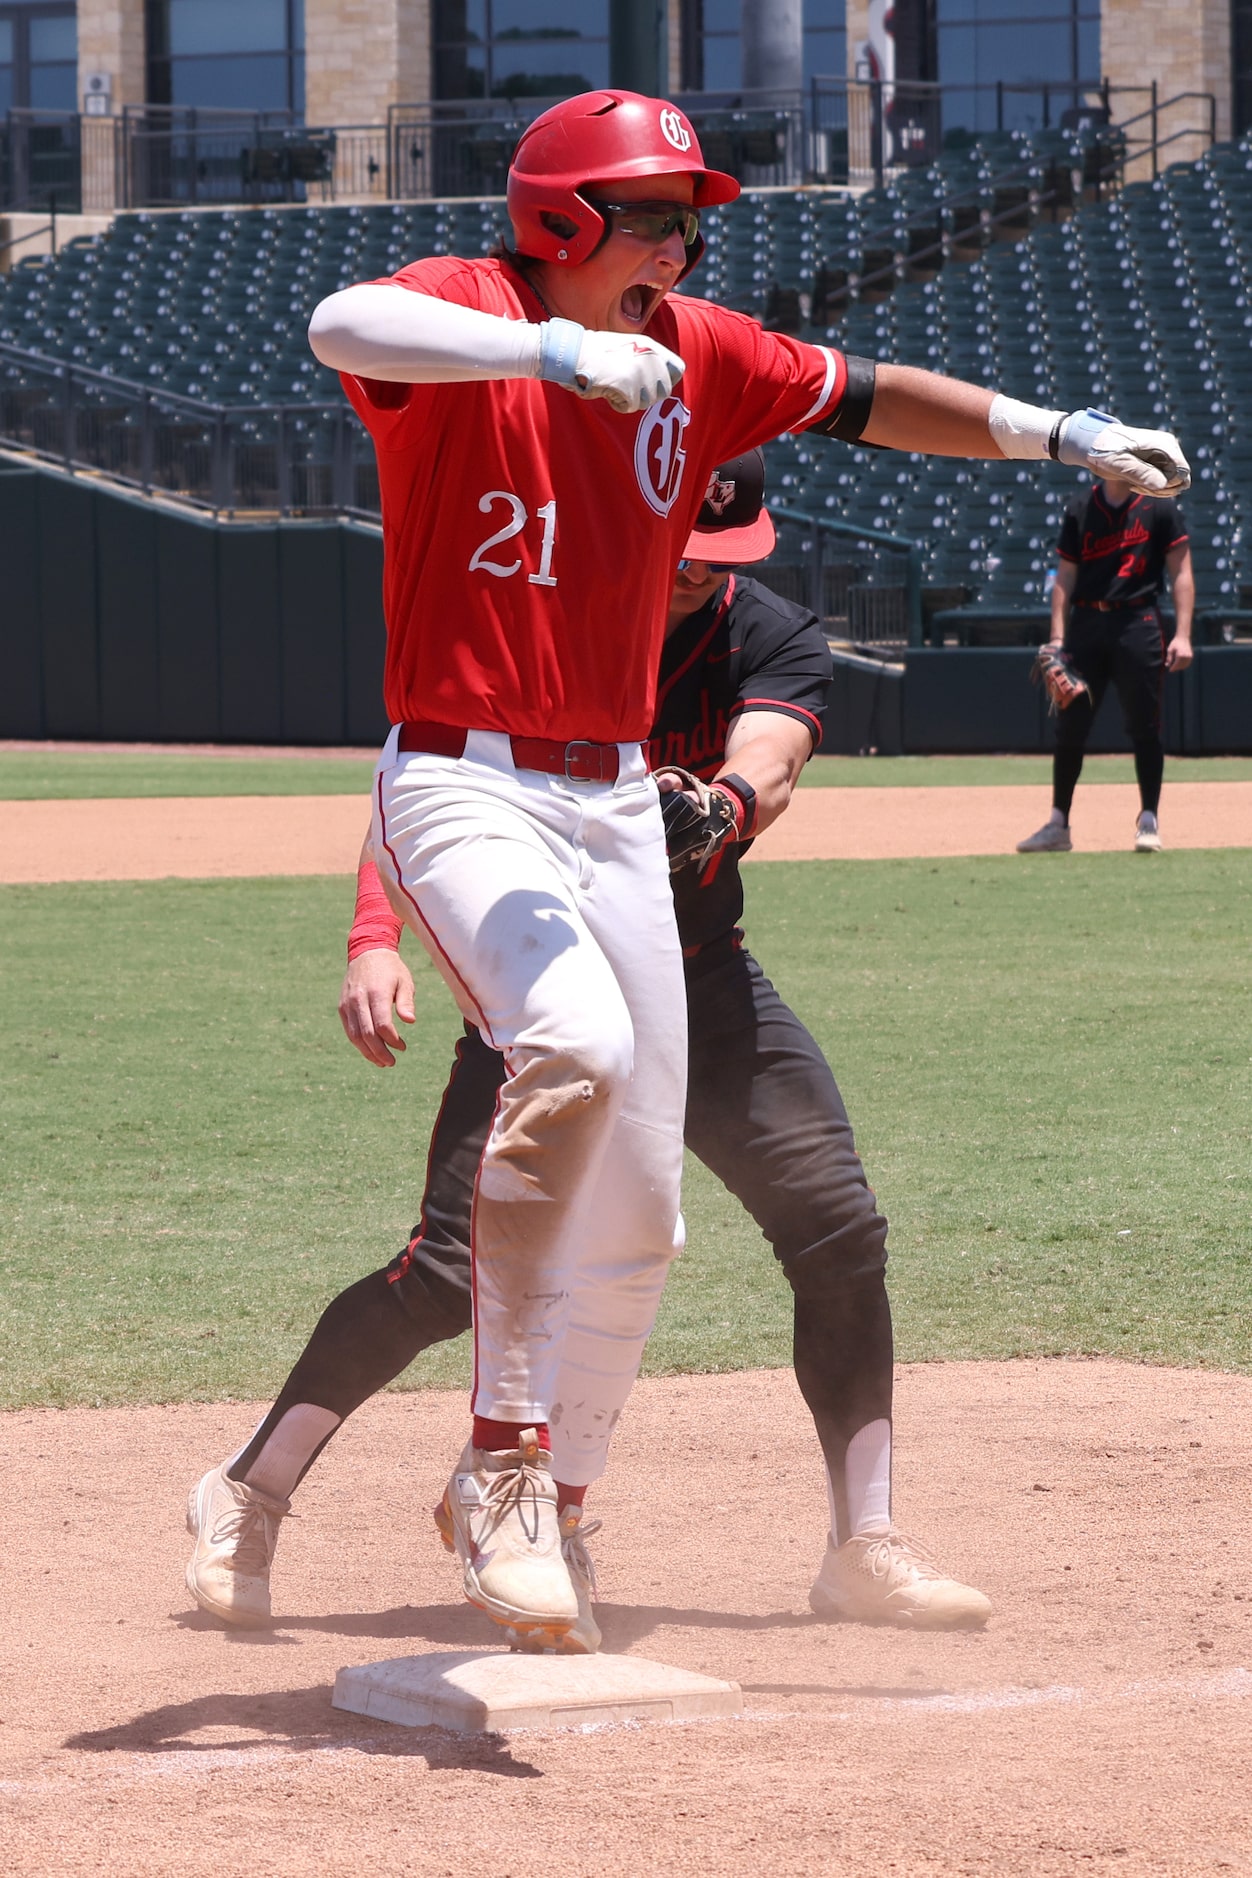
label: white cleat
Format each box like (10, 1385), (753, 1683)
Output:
(185, 1462), (290, 1627)
(504, 1506), (603, 1656)
(1134, 810), (1163, 852)
(809, 1530), (992, 1631)
(437, 1429), (578, 1648)
(1016, 818), (1072, 853)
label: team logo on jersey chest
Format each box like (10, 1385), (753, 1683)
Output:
(635, 397), (692, 517)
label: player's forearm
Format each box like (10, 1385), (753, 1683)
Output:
(719, 718), (813, 835)
(1171, 566), (1195, 638)
(861, 369), (1190, 498)
(715, 753), (791, 834)
(861, 364), (996, 456)
(1050, 586), (1068, 645)
(308, 286), (543, 384)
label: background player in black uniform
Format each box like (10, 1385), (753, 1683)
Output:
(186, 453), (991, 1642)
(1017, 474), (1194, 853)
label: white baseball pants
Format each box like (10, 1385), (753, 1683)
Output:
(372, 727), (687, 1485)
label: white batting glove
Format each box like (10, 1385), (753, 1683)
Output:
(537, 317), (685, 415)
(1055, 409), (1191, 496)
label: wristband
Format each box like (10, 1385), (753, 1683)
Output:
(536, 317), (585, 388)
(1054, 407), (1116, 468)
(713, 772), (758, 839)
(987, 393), (1067, 461)
(347, 859), (403, 961)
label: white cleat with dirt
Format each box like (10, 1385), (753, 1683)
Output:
(504, 1505), (603, 1656)
(809, 1530), (992, 1630)
(438, 1429), (578, 1649)
(1016, 817), (1072, 853)
(185, 1461), (290, 1627)
(1134, 810), (1163, 852)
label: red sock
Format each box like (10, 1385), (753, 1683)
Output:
(472, 1417), (550, 1453)
(554, 1481), (588, 1510)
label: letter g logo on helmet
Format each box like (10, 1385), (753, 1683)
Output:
(659, 108), (692, 152)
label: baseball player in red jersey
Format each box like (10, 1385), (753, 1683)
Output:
(236, 90), (1186, 1648)
(184, 459), (990, 1644)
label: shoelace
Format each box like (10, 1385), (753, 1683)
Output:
(210, 1500), (287, 1576)
(857, 1530), (944, 1583)
(476, 1454), (552, 1546)
(560, 1516), (602, 1594)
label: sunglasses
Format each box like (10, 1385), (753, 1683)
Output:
(587, 198), (702, 248)
(677, 559), (738, 574)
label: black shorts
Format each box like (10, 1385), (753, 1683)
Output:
(1061, 605), (1165, 743)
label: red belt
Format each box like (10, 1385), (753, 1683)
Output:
(397, 720), (622, 783)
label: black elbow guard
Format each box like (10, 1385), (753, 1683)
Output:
(807, 354), (876, 443)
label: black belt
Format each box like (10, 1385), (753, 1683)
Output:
(1073, 600), (1156, 614)
(397, 720), (622, 782)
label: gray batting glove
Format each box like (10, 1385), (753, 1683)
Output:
(537, 317), (685, 415)
(1055, 408), (1191, 496)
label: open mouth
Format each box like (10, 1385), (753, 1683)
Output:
(620, 282), (666, 327)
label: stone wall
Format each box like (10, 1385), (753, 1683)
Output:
(75, 0), (145, 210)
(1093, 0), (1228, 167)
(305, 0), (431, 124)
(76, 0), (146, 110)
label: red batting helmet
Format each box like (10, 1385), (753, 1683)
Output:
(507, 90), (740, 271)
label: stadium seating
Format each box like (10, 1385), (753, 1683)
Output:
(0, 117), (1247, 624)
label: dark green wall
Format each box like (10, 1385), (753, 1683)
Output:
(0, 463), (388, 746)
(2, 462), (1249, 752)
(902, 647), (1252, 755)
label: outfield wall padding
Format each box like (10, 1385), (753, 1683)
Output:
(824, 650), (904, 755)
(0, 463), (389, 747)
(2, 463), (1249, 753)
(902, 647), (1251, 754)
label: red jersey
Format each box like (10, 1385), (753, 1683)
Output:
(344, 256), (847, 743)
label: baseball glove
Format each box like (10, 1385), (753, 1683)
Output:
(656, 766), (742, 875)
(1031, 644), (1090, 714)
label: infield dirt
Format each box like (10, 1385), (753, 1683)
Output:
(1, 779), (1250, 882)
(3, 1363), (1252, 1877)
(3, 789), (1250, 1873)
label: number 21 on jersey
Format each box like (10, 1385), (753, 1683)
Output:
(468, 491), (558, 587)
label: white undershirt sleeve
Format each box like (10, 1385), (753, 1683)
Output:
(307, 284), (544, 385)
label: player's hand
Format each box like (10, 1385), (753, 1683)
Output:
(339, 947), (416, 1068)
(1165, 635), (1193, 672)
(537, 317), (684, 414)
(573, 330), (686, 413)
(1056, 410), (1191, 496)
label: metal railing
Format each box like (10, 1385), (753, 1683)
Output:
(3, 82), (1220, 215)
(765, 506), (923, 647)
(0, 341), (376, 515)
(816, 87), (1218, 315)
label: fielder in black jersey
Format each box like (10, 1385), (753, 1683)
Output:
(1017, 476), (1194, 855)
(186, 455), (990, 1639)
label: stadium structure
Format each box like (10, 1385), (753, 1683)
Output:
(1, 0), (1249, 751)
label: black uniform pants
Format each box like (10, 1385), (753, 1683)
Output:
(1054, 606), (1166, 816)
(236, 943), (893, 1543)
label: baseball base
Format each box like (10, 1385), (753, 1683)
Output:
(332, 1650), (742, 1733)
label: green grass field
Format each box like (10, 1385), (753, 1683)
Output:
(3, 750), (1251, 799)
(0, 753), (378, 799)
(2, 854), (1249, 1410)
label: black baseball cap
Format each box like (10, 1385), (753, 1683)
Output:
(681, 447), (776, 563)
